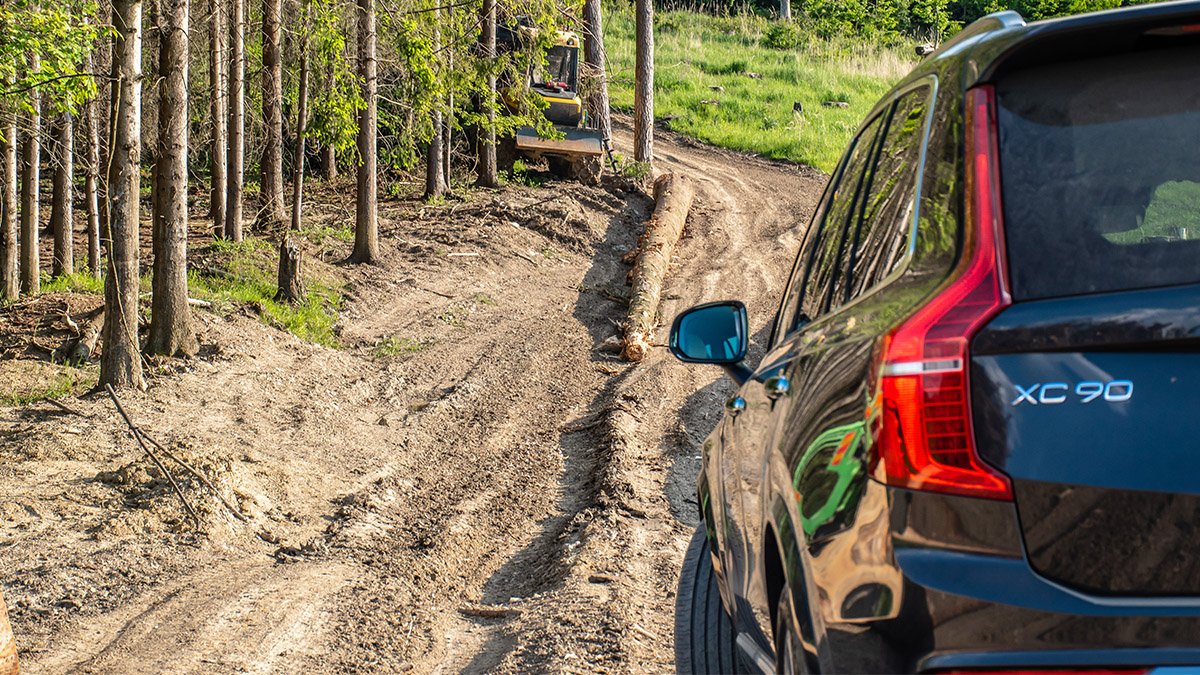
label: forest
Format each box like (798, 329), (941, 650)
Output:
(0, 0), (1158, 388)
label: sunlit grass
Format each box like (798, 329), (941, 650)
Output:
(0, 364), (98, 406)
(603, 5), (916, 171)
(40, 270), (104, 295)
(189, 237), (345, 348)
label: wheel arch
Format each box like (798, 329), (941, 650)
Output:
(766, 489), (823, 672)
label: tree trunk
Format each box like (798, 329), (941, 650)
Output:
(319, 61), (336, 181)
(97, 5), (112, 250)
(320, 143), (335, 180)
(582, 0), (612, 144)
(622, 174), (695, 362)
(426, 111), (445, 198)
(19, 70), (40, 296)
(442, 0), (453, 188)
(146, 0), (198, 358)
(633, 0), (653, 164)
(259, 0), (285, 227)
(350, 0), (377, 263)
(476, 0), (498, 189)
(225, 0), (244, 241)
(425, 8), (446, 199)
(209, 0), (226, 237)
(83, 51), (102, 279)
(50, 112), (75, 278)
(102, 0), (146, 390)
(1, 81), (17, 301)
(145, 0), (160, 238)
(780, 0), (791, 20)
(290, 3), (309, 232)
(274, 234), (303, 303)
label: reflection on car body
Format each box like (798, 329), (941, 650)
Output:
(669, 3), (1200, 673)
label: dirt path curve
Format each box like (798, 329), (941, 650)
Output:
(4, 123), (823, 674)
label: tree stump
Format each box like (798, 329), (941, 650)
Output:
(274, 235), (304, 304)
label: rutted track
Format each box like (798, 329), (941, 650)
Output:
(2, 123), (823, 673)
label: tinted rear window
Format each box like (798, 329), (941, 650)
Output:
(996, 45), (1200, 301)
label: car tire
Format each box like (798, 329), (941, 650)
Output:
(675, 525), (746, 675)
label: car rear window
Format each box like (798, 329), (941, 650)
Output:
(996, 44), (1200, 301)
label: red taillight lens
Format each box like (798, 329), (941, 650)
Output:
(870, 85), (1013, 501)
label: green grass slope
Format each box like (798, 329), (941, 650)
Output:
(603, 7), (917, 172)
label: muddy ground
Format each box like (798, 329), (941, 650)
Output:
(0, 121), (824, 674)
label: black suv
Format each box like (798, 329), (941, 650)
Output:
(670, 3), (1200, 673)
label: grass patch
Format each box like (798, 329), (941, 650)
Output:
(437, 307), (467, 327)
(0, 363), (97, 406)
(505, 159), (544, 187)
(302, 221), (356, 246)
(40, 271), (104, 295)
(604, 5), (915, 171)
(373, 336), (436, 357)
(189, 237), (345, 348)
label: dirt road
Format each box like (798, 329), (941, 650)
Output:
(0, 122), (823, 673)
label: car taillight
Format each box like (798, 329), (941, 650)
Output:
(869, 85), (1013, 501)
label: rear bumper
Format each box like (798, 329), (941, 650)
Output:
(897, 548), (1200, 670)
(817, 485), (1200, 672)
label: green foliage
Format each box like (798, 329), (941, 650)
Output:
(189, 237), (345, 347)
(505, 159), (543, 187)
(763, 22), (801, 49)
(40, 270), (105, 295)
(620, 160), (652, 180)
(374, 0), (571, 179)
(1105, 181), (1200, 245)
(304, 0), (365, 156)
(0, 0), (99, 115)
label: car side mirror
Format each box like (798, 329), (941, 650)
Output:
(669, 301), (749, 364)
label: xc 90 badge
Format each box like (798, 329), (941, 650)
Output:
(1012, 380), (1133, 406)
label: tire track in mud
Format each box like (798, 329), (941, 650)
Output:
(5, 128), (824, 674)
(409, 124), (826, 674)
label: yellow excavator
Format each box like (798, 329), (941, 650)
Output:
(497, 24), (607, 184)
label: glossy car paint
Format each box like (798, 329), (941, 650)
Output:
(684, 2), (1200, 672)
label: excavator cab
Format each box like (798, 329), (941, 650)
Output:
(496, 27), (604, 183)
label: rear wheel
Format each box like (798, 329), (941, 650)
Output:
(675, 525), (746, 674)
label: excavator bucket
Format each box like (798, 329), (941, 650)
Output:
(514, 125), (604, 160)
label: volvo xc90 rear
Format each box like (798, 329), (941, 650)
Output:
(669, 2), (1200, 673)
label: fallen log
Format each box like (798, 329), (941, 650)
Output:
(0, 590), (18, 675)
(55, 306), (104, 366)
(621, 173), (696, 362)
